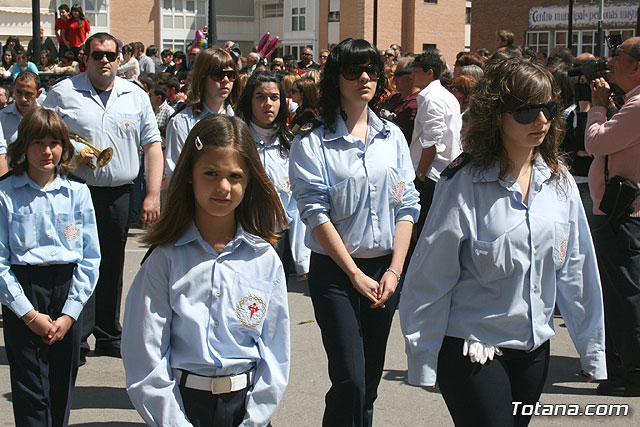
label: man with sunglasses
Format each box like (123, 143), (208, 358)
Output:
(383, 57), (420, 143)
(585, 36), (640, 397)
(409, 50), (462, 237)
(43, 32), (163, 366)
(298, 47), (320, 72)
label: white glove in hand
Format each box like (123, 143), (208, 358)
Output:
(462, 339), (503, 364)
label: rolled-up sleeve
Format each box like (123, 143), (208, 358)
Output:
(289, 132), (332, 230)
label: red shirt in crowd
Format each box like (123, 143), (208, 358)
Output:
(65, 18), (90, 47)
(384, 91), (420, 145)
(55, 17), (68, 45)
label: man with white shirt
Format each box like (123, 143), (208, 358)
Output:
(410, 50), (462, 236)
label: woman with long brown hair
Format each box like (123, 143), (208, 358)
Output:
(289, 77), (319, 133)
(62, 4), (90, 60)
(400, 56), (606, 427)
(165, 47), (238, 184)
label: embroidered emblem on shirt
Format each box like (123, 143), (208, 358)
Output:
(120, 119), (133, 133)
(281, 176), (291, 194)
(64, 224), (79, 241)
(300, 122), (313, 132)
(236, 295), (267, 327)
(392, 181), (406, 203)
(559, 234), (569, 265)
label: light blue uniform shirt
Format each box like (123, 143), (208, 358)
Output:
(164, 104), (235, 185)
(250, 123), (310, 275)
(43, 73), (161, 186)
(122, 222), (290, 427)
(0, 120), (5, 155)
(0, 102), (23, 147)
(0, 173), (101, 320)
(289, 109), (420, 258)
(399, 157), (607, 387)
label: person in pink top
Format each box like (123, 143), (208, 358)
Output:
(585, 36), (640, 397)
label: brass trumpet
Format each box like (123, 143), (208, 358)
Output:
(69, 133), (114, 170)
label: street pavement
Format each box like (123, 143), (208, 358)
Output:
(1, 229), (638, 426)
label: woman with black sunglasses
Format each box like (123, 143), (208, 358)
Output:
(165, 47), (237, 185)
(399, 56), (606, 427)
(289, 38), (419, 426)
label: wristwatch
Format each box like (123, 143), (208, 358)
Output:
(416, 169), (426, 179)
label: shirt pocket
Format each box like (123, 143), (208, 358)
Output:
(56, 212), (83, 250)
(9, 213), (37, 250)
(228, 273), (275, 340)
(553, 222), (571, 269)
(328, 177), (360, 222)
(469, 233), (515, 284)
(113, 113), (140, 140)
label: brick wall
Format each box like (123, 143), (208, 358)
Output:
(109, 0), (159, 49)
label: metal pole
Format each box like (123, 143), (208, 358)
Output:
(208, 0), (217, 47)
(568, 0), (574, 52)
(373, 0), (378, 47)
(595, 0), (604, 57)
(32, 0), (41, 65)
(636, 4), (639, 35)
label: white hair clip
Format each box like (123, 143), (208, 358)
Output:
(195, 136), (203, 151)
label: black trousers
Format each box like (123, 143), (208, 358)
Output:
(437, 337), (550, 427)
(309, 252), (398, 427)
(275, 229), (292, 277)
(3, 264), (80, 427)
(592, 215), (640, 384)
(179, 384), (248, 427)
(81, 184), (132, 351)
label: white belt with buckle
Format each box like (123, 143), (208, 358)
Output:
(173, 369), (253, 395)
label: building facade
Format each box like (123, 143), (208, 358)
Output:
(471, 0), (638, 56)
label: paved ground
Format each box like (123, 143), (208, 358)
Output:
(1, 229), (638, 426)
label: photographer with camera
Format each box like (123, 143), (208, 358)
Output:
(585, 36), (640, 397)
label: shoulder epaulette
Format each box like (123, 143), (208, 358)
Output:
(67, 173), (86, 184)
(296, 117), (322, 137)
(141, 245), (157, 266)
(440, 152), (473, 180)
(0, 170), (13, 181)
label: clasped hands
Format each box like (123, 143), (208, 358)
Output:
(350, 269), (400, 309)
(22, 310), (74, 345)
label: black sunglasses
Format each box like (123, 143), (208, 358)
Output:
(341, 64), (381, 81)
(512, 101), (557, 125)
(90, 51), (118, 62)
(209, 70), (237, 82)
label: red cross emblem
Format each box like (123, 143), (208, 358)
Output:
(248, 303), (259, 318)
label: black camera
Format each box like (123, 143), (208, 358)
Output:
(567, 59), (609, 81)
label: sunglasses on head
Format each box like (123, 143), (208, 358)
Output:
(341, 64), (381, 81)
(209, 70), (236, 82)
(90, 51), (118, 62)
(512, 101), (557, 124)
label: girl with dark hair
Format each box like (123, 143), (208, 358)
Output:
(166, 50), (187, 75)
(117, 43), (140, 81)
(289, 38), (420, 426)
(62, 4), (90, 60)
(237, 71), (310, 279)
(122, 114), (290, 427)
(1, 107), (100, 426)
(165, 47), (237, 184)
(400, 57), (606, 427)
(4, 36), (23, 54)
(289, 77), (319, 133)
(1, 48), (14, 74)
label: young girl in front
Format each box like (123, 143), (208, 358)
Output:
(0, 107), (100, 426)
(122, 114), (290, 427)
(237, 71), (310, 280)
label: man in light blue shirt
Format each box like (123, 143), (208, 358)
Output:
(43, 32), (163, 363)
(0, 71), (42, 148)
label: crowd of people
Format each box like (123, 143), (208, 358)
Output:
(0, 12), (639, 427)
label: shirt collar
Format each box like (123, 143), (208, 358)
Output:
(420, 79), (443, 97)
(472, 155), (552, 183)
(14, 172), (66, 192)
(4, 102), (21, 118)
(625, 83), (640, 100)
(75, 72), (133, 98)
(323, 107), (388, 142)
(176, 221), (262, 253)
